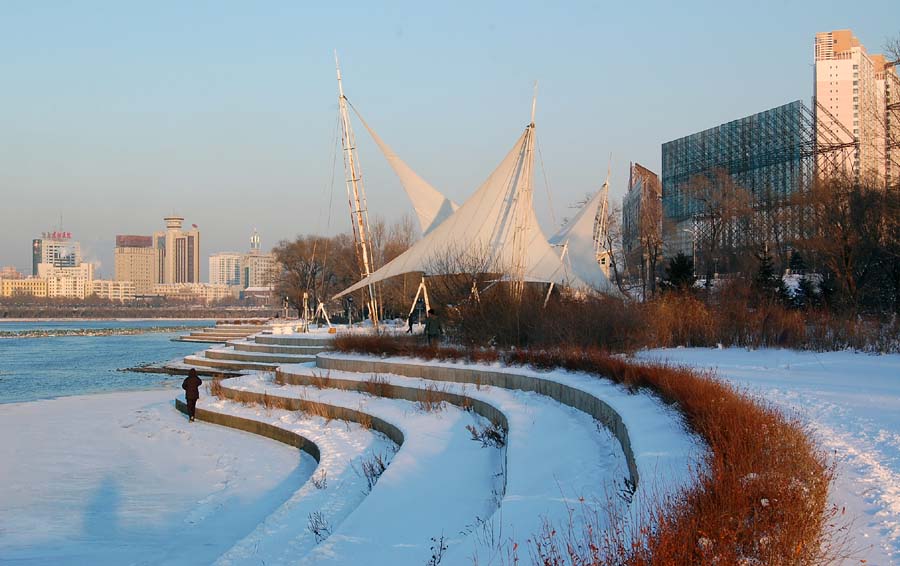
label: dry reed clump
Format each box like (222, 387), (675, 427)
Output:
(207, 377), (225, 399)
(261, 391), (293, 412)
(416, 384), (446, 413)
(362, 374), (395, 398)
(301, 398), (341, 424)
(332, 337), (836, 565)
(356, 403), (372, 430)
(309, 369), (334, 389)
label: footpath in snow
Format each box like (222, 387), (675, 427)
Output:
(0, 389), (314, 566)
(638, 348), (900, 565)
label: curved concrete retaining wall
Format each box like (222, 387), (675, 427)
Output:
(174, 398), (321, 462)
(231, 342), (326, 355)
(255, 335), (334, 347)
(211, 379), (405, 448)
(317, 354), (639, 486)
(275, 369), (508, 433)
(275, 367), (510, 502)
(204, 349), (316, 364)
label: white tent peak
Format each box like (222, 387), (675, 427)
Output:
(335, 119), (589, 299)
(549, 184), (619, 294)
(349, 102), (458, 236)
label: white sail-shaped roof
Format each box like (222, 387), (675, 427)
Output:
(352, 106), (458, 235)
(335, 125), (585, 299)
(549, 186), (619, 294)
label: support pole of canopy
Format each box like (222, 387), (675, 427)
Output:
(470, 280), (481, 303)
(511, 82), (539, 302)
(407, 276), (431, 318)
(301, 292), (310, 332)
(314, 301), (332, 328)
(335, 51), (379, 328)
(545, 240), (569, 308)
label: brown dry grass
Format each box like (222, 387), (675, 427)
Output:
(362, 374), (395, 398)
(333, 335), (837, 565)
(416, 384), (446, 413)
(309, 369), (334, 389)
(207, 377), (225, 399)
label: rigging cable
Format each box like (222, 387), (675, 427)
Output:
(536, 135), (558, 229)
(306, 110), (341, 301)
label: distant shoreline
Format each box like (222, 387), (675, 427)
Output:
(0, 317), (219, 323)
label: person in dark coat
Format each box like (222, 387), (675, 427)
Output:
(423, 308), (443, 346)
(406, 313), (414, 334)
(181, 368), (202, 422)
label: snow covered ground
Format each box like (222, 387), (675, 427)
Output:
(227, 367), (629, 564)
(2, 350), (702, 565)
(0, 390), (316, 565)
(638, 348), (900, 565)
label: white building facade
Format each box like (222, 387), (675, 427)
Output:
(209, 252), (243, 286)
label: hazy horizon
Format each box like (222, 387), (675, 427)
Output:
(1, 1), (897, 279)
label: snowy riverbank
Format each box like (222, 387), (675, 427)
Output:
(638, 348), (900, 565)
(0, 390), (315, 565)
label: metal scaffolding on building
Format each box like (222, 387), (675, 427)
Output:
(661, 100), (857, 272)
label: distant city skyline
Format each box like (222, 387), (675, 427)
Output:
(1, 2), (897, 275)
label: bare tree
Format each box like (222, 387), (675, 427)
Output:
(638, 185), (664, 296)
(682, 169), (754, 284)
(600, 201), (628, 295)
(797, 176), (900, 312)
(885, 33), (900, 64)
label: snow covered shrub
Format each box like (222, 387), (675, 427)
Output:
(307, 510), (331, 543)
(466, 420), (507, 448)
(426, 533), (447, 566)
(312, 470), (327, 490)
(356, 452), (388, 493)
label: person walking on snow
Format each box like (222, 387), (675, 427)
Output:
(182, 368), (202, 422)
(424, 308), (443, 346)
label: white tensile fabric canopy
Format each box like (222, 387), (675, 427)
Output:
(548, 187), (620, 295)
(352, 105), (458, 236)
(335, 125), (592, 299)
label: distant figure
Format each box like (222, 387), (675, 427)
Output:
(406, 313), (414, 334)
(181, 368), (203, 423)
(424, 308), (443, 347)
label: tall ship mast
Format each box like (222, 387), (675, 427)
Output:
(335, 53), (379, 326)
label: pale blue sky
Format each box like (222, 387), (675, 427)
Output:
(1, 1), (897, 277)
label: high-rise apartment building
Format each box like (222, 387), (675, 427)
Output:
(209, 252), (243, 286)
(114, 235), (161, 295)
(874, 54), (900, 188)
(31, 231), (81, 276)
(154, 217), (200, 284)
(815, 30), (899, 185)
